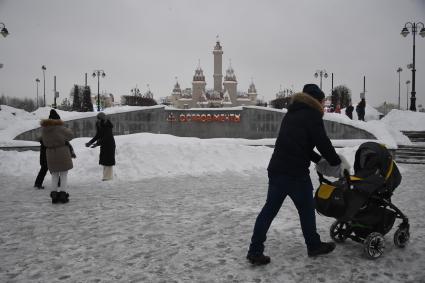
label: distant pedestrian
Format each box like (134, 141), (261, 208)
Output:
(86, 112), (116, 181)
(345, 103), (354, 119)
(356, 99), (366, 121)
(41, 109), (74, 203)
(246, 84), (350, 265)
(335, 103), (341, 114)
(33, 138), (47, 189)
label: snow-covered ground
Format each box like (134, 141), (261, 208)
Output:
(1, 106), (425, 282)
(1, 164), (424, 282)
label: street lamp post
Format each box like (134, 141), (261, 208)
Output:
(92, 70), (106, 111)
(314, 69), (328, 90)
(397, 67), (402, 109)
(42, 65), (46, 107)
(35, 78), (40, 108)
(0, 22), (9, 37)
(401, 21), (425, 111)
(406, 80), (411, 110)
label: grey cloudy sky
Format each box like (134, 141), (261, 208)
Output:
(1, 0), (425, 108)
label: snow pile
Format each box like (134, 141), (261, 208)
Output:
(363, 105), (382, 121)
(0, 133), (275, 183)
(0, 105), (41, 146)
(323, 112), (406, 148)
(382, 109), (425, 131)
(0, 104), (38, 132)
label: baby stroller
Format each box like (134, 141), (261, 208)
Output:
(314, 142), (410, 259)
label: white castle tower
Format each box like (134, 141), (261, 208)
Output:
(213, 37), (223, 93)
(168, 38), (259, 108)
(223, 60), (237, 104)
(248, 78), (257, 102)
(192, 62), (206, 105)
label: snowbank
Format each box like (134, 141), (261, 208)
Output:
(382, 109), (425, 131)
(0, 133), (273, 183)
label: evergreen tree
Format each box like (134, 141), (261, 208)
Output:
(271, 97), (291, 109)
(81, 86), (93, 112)
(72, 85), (81, 111)
(121, 95), (157, 106)
(0, 94), (6, 105)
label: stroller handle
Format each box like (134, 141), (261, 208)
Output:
(317, 169), (352, 188)
(343, 169), (352, 188)
(317, 172), (333, 185)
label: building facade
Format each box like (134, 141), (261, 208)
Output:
(167, 40), (258, 109)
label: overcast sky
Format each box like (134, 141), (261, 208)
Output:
(1, 0), (424, 108)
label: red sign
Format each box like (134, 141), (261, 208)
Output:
(167, 113), (241, 123)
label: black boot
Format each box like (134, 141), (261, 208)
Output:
(246, 253), (271, 265)
(308, 242), (336, 257)
(58, 191), (69, 203)
(50, 191), (59, 204)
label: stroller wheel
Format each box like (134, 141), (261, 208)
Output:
(394, 228), (410, 248)
(330, 221), (350, 243)
(363, 232), (385, 259)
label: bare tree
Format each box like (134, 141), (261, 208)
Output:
(331, 85), (352, 108)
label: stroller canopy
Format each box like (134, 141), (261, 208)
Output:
(354, 142), (401, 192)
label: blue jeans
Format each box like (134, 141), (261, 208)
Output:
(248, 174), (321, 255)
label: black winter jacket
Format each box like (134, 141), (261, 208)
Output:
(39, 139), (47, 167)
(268, 93), (341, 177)
(88, 119), (116, 166)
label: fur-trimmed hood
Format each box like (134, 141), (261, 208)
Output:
(40, 119), (65, 127)
(290, 92), (324, 116)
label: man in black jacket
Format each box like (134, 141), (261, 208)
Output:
(247, 84), (348, 265)
(356, 99), (366, 121)
(345, 102), (354, 119)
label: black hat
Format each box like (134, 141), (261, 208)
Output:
(49, 109), (61, 120)
(97, 112), (106, 120)
(303, 84), (325, 102)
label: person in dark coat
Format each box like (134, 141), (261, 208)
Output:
(34, 138), (48, 189)
(345, 102), (354, 119)
(246, 84), (350, 265)
(356, 99), (366, 121)
(86, 112), (116, 181)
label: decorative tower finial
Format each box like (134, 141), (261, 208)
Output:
(229, 59), (232, 68)
(216, 34), (220, 42)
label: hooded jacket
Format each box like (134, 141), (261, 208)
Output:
(41, 119), (74, 172)
(268, 93), (341, 177)
(87, 119), (116, 166)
